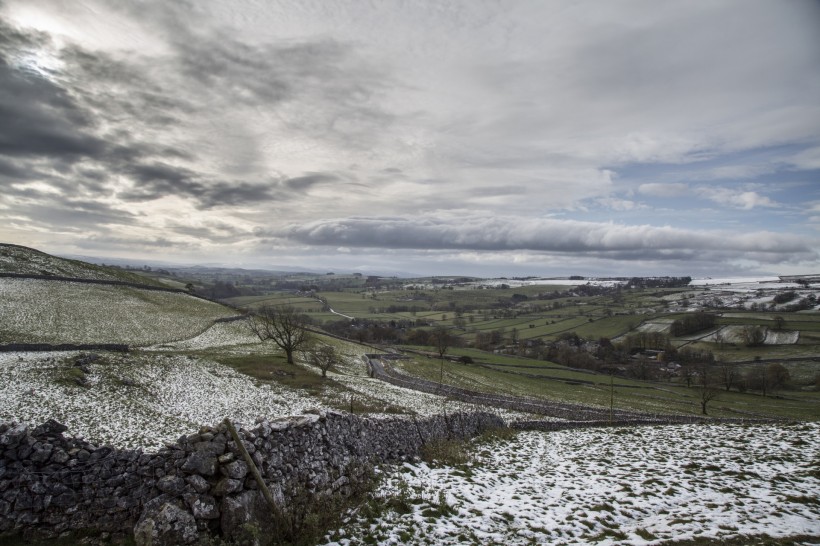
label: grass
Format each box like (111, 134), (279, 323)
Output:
(0, 243), (166, 288)
(655, 535), (820, 546)
(216, 352), (336, 396)
(420, 438), (472, 467)
(0, 278), (237, 346)
(389, 351), (820, 420)
(212, 350), (410, 415)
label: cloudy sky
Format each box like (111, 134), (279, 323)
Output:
(1, 0), (819, 277)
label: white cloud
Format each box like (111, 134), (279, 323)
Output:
(695, 187), (778, 210)
(638, 183), (689, 198)
(788, 146), (820, 171)
(596, 197), (644, 211)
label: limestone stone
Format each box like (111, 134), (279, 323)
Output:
(221, 460), (248, 480)
(212, 477), (242, 496)
(156, 475), (186, 495)
(134, 501), (198, 546)
(180, 452), (216, 476)
(185, 474), (209, 494)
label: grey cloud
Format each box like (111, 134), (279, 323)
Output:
(117, 161), (277, 209)
(201, 181), (276, 208)
(119, 162), (201, 196)
(283, 173), (339, 191)
(168, 221), (249, 243)
(0, 59), (105, 158)
(0, 16), (195, 197)
(77, 235), (187, 251)
(0, 10), (389, 216)
(469, 185), (528, 198)
(0, 156), (31, 179)
(4, 196), (139, 231)
(281, 216), (814, 259)
(162, 22), (395, 148)
(57, 44), (195, 132)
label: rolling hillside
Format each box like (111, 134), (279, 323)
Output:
(0, 244), (241, 347)
(0, 243), (164, 286)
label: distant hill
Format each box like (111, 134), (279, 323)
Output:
(0, 243), (243, 347)
(0, 243), (165, 287)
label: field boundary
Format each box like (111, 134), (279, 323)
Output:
(0, 343), (129, 352)
(365, 355), (779, 426)
(0, 272), (185, 293)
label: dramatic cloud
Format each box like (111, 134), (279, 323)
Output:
(0, 0), (818, 276)
(281, 215), (813, 258)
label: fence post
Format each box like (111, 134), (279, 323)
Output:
(223, 418), (278, 512)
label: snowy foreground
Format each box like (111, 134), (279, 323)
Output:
(0, 330), (532, 449)
(2, 322), (818, 545)
(0, 351), (318, 449)
(325, 423), (820, 546)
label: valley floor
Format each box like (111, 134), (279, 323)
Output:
(324, 423), (820, 546)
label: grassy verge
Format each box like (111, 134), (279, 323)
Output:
(215, 353), (334, 396)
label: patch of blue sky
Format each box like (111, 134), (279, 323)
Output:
(609, 142), (815, 187)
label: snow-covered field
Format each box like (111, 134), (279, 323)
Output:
(331, 373), (538, 423)
(0, 277), (237, 345)
(690, 276), (778, 286)
(471, 279), (623, 289)
(0, 351), (319, 449)
(325, 423), (820, 545)
(145, 320), (259, 351)
(0, 244), (131, 281)
(0, 336), (533, 449)
(700, 325), (800, 345)
(635, 321), (673, 334)
(765, 329), (800, 345)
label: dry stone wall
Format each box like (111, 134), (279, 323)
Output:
(0, 410), (503, 543)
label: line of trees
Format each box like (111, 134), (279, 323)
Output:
(670, 312), (716, 336)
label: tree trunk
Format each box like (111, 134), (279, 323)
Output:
(701, 401), (708, 415)
(285, 348), (294, 364)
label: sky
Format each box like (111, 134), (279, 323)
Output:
(1, 0), (819, 278)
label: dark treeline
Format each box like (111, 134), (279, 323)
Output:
(322, 318), (468, 349)
(626, 276), (692, 288)
(670, 312), (716, 336)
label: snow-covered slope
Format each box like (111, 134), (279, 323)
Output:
(0, 277), (237, 345)
(325, 423), (820, 545)
(0, 243), (161, 285)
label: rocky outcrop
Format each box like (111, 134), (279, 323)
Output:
(0, 410), (503, 543)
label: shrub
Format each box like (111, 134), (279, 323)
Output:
(421, 438), (471, 467)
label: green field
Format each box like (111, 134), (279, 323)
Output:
(392, 349), (820, 421)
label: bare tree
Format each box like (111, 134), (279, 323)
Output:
(719, 360), (737, 391)
(746, 365), (769, 396)
(742, 325), (766, 347)
(308, 344), (338, 378)
(680, 363), (695, 387)
(432, 326), (450, 359)
(247, 305), (312, 364)
(766, 363), (790, 395)
(698, 361), (720, 415)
